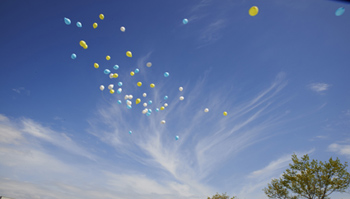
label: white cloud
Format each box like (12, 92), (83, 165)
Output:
(308, 83), (330, 93)
(328, 143), (350, 157)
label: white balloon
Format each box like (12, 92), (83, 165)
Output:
(204, 108), (209, 112)
(108, 84), (114, 90)
(129, 95), (133, 99)
(164, 103), (168, 107)
(161, 120), (166, 124)
(146, 62), (152, 67)
(142, 109), (148, 114)
(124, 95), (129, 100)
(120, 26), (125, 32)
(143, 103), (147, 107)
(109, 73), (114, 79)
(100, 85), (105, 91)
(143, 93), (147, 97)
(127, 100), (132, 106)
(179, 96), (184, 100)
(179, 87), (183, 91)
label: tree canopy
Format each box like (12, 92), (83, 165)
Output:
(207, 192), (237, 199)
(263, 154), (350, 199)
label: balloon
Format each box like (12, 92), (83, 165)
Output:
(164, 96), (168, 100)
(76, 22), (82, 28)
(127, 105), (132, 109)
(161, 120), (166, 124)
(71, 53), (77, 59)
(129, 130), (132, 134)
(129, 95), (133, 99)
(117, 88), (122, 94)
(150, 83), (155, 88)
(108, 84), (114, 90)
(223, 111), (228, 116)
(94, 63), (99, 68)
(127, 100), (132, 106)
(179, 96), (184, 100)
(142, 109), (148, 114)
(146, 112), (151, 116)
(146, 62), (152, 67)
(137, 82), (142, 87)
(156, 108), (159, 112)
(106, 55), (111, 60)
(93, 22), (98, 29)
(136, 98), (141, 104)
(175, 135), (179, 140)
(135, 68), (140, 73)
(126, 51), (132, 57)
(120, 26), (125, 32)
(117, 100), (122, 104)
(79, 40), (87, 48)
(249, 6), (259, 16)
(148, 100), (152, 104)
(204, 108), (209, 112)
(164, 72), (169, 77)
(183, 18), (188, 24)
(143, 103), (147, 107)
(99, 14), (104, 20)
(336, 7), (345, 16)
(125, 95), (129, 100)
(143, 93), (147, 97)
(130, 71), (135, 76)
(109, 74), (114, 79)
(160, 106), (165, 110)
(104, 69), (111, 74)
(179, 87), (183, 91)
(113, 65), (119, 70)
(83, 45), (88, 49)
(64, 17), (71, 25)
(100, 85), (105, 91)
(118, 82), (123, 87)
(113, 73), (118, 78)
(164, 103), (168, 107)
(110, 89), (115, 94)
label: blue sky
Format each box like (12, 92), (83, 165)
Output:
(1, 0), (350, 198)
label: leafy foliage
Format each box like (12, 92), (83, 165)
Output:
(207, 192), (237, 199)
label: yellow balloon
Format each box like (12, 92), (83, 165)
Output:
(126, 51), (132, 58)
(150, 83), (155, 88)
(106, 55), (111, 60)
(79, 40), (86, 47)
(136, 98), (141, 104)
(99, 14), (104, 20)
(110, 89), (115, 94)
(249, 6), (259, 16)
(93, 22), (98, 29)
(83, 44), (88, 49)
(113, 73), (118, 78)
(137, 82), (142, 87)
(160, 106), (165, 110)
(223, 111), (228, 116)
(94, 63), (99, 68)
(130, 71), (135, 76)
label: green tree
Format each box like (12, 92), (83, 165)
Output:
(263, 154), (350, 199)
(207, 192), (237, 199)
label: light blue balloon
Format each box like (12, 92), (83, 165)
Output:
(104, 69), (111, 74)
(113, 65), (119, 70)
(117, 100), (122, 104)
(164, 72), (169, 77)
(117, 88), (122, 94)
(148, 109), (152, 113)
(118, 82), (123, 87)
(76, 22), (82, 28)
(71, 53), (76, 59)
(135, 68), (140, 73)
(148, 100), (152, 104)
(175, 135), (179, 140)
(127, 105), (132, 109)
(146, 112), (151, 116)
(155, 108), (159, 112)
(129, 131), (132, 134)
(335, 7), (345, 16)
(183, 18), (188, 24)
(164, 96), (168, 100)
(64, 17), (71, 25)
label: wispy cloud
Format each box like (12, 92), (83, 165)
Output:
(12, 87), (30, 95)
(308, 83), (330, 93)
(198, 19), (226, 46)
(328, 143), (350, 157)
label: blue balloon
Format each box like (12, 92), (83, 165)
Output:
(175, 135), (179, 140)
(146, 112), (151, 116)
(148, 100), (152, 104)
(117, 88), (122, 94)
(104, 69), (111, 74)
(148, 109), (152, 113)
(155, 108), (159, 112)
(117, 100), (122, 104)
(71, 53), (76, 59)
(118, 82), (123, 87)
(335, 7), (345, 16)
(113, 65), (119, 70)
(164, 72), (169, 77)
(135, 68), (140, 73)
(183, 18), (188, 24)
(129, 131), (132, 134)
(164, 96), (168, 100)
(64, 17), (71, 25)
(127, 105), (132, 109)
(76, 22), (82, 28)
